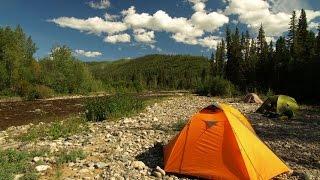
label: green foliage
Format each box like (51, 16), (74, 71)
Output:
(56, 149), (86, 165)
(39, 46), (102, 94)
(0, 26), (101, 99)
(16, 117), (88, 142)
(85, 94), (145, 121)
(0, 149), (38, 180)
(211, 9), (320, 100)
(196, 77), (237, 97)
(87, 54), (210, 92)
(23, 85), (55, 101)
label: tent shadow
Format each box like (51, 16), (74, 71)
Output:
(135, 142), (164, 169)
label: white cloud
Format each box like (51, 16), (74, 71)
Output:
(88, 0), (110, 9)
(198, 36), (221, 49)
(74, 49), (102, 57)
(133, 29), (155, 43)
(104, 33), (131, 43)
(50, 1), (229, 49)
(188, 0), (207, 12)
(171, 33), (198, 45)
(191, 11), (229, 32)
(268, 0), (311, 13)
(266, 36), (276, 43)
(104, 12), (120, 21)
(49, 17), (127, 35)
(122, 7), (204, 38)
(309, 22), (319, 30)
(225, 0), (320, 37)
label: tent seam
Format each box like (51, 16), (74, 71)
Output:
(226, 111), (263, 180)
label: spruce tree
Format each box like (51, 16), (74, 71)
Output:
(288, 11), (298, 61)
(297, 9), (308, 61)
(257, 24), (268, 88)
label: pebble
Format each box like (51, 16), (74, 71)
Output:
(35, 165), (51, 172)
(0, 95), (318, 179)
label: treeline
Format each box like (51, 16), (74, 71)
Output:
(0, 26), (101, 99)
(88, 54), (210, 92)
(211, 9), (320, 100)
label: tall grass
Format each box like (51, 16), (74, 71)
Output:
(85, 94), (145, 121)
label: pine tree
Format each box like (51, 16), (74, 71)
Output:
(244, 30), (250, 62)
(215, 40), (226, 77)
(288, 11), (298, 61)
(256, 24), (268, 88)
(274, 36), (290, 92)
(297, 9), (308, 61)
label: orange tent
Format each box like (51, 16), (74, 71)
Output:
(164, 103), (291, 179)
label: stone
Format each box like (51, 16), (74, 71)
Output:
(34, 109), (42, 114)
(131, 161), (146, 170)
(33, 156), (42, 162)
(35, 165), (51, 172)
(13, 174), (24, 180)
(156, 166), (166, 176)
(95, 162), (108, 169)
(79, 169), (89, 173)
(152, 171), (162, 178)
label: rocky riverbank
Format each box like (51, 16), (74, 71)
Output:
(0, 95), (319, 180)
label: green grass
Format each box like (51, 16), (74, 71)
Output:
(0, 149), (48, 180)
(84, 94), (145, 121)
(56, 149), (86, 165)
(15, 117), (88, 142)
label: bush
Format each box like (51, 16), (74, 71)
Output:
(85, 94), (145, 121)
(196, 77), (238, 97)
(24, 85), (54, 100)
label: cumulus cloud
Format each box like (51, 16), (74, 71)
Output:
(74, 49), (102, 57)
(50, 1), (229, 49)
(188, 0), (207, 12)
(133, 29), (155, 43)
(104, 12), (120, 21)
(191, 11), (229, 32)
(49, 17), (127, 35)
(104, 33), (131, 43)
(88, 0), (110, 9)
(309, 22), (319, 30)
(198, 36), (221, 49)
(121, 5), (228, 47)
(225, 0), (320, 37)
(122, 6), (205, 38)
(268, 0), (311, 13)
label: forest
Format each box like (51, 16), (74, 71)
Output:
(211, 9), (320, 100)
(0, 9), (319, 101)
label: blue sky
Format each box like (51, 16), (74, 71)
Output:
(0, 0), (320, 61)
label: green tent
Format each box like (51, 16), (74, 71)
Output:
(256, 95), (299, 118)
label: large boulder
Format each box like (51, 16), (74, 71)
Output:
(243, 93), (263, 104)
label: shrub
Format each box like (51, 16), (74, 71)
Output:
(24, 85), (54, 100)
(56, 149), (86, 165)
(196, 77), (238, 97)
(85, 94), (145, 121)
(209, 76), (237, 97)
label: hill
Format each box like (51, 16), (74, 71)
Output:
(87, 54), (211, 91)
